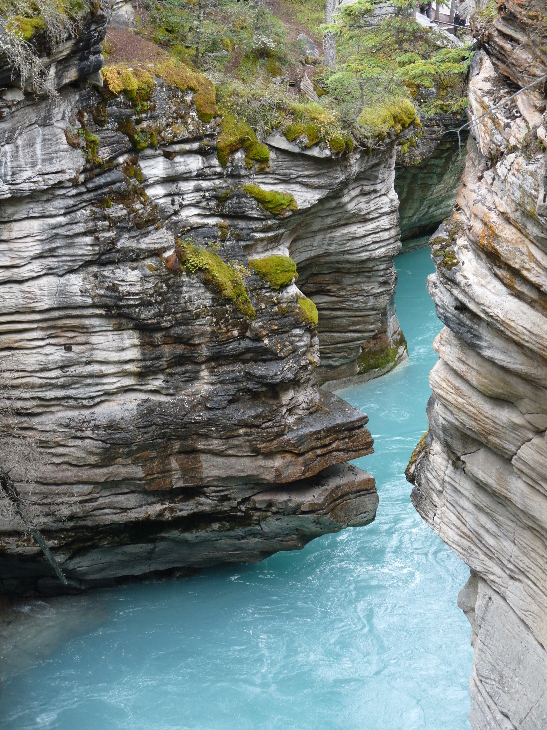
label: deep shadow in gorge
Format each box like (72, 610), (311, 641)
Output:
(395, 131), (468, 253)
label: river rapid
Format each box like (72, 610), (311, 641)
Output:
(0, 247), (473, 729)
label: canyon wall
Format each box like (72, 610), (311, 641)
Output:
(407, 2), (547, 726)
(0, 8), (421, 592)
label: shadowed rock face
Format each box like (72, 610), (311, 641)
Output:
(407, 3), (547, 726)
(0, 12), (397, 594)
(395, 133), (468, 249)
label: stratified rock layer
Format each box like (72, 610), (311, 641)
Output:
(407, 3), (547, 726)
(0, 17), (399, 593)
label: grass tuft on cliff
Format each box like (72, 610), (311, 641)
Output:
(249, 256), (298, 289)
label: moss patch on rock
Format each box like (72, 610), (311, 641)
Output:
(102, 59), (217, 122)
(278, 102), (355, 153)
(155, 59), (217, 122)
(359, 99), (418, 140)
(430, 223), (461, 271)
(357, 331), (407, 375)
(174, 239), (255, 318)
(243, 185), (297, 215)
(249, 256), (297, 289)
(5, 15), (45, 40)
(216, 114), (270, 167)
(297, 296), (318, 327)
(405, 428), (429, 479)
(101, 65), (154, 112)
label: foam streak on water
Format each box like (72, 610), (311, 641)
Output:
(0, 248), (473, 729)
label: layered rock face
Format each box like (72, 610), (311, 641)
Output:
(287, 139), (406, 384)
(0, 14), (408, 592)
(407, 3), (547, 726)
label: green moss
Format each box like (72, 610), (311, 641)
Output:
(243, 184), (297, 216)
(6, 15), (44, 40)
(328, 135), (346, 154)
(359, 98), (417, 140)
(1, 0), (90, 45)
(297, 297), (318, 327)
(217, 114), (270, 167)
(356, 332), (407, 374)
(102, 59), (217, 122)
(217, 187), (235, 205)
(399, 135), (416, 155)
(283, 122), (305, 142)
(405, 428), (429, 479)
(122, 159), (144, 182)
(304, 121), (321, 147)
(281, 102), (348, 151)
(249, 256), (297, 289)
(117, 119), (150, 152)
(442, 249), (459, 270)
(79, 128), (101, 165)
(175, 239), (255, 318)
(155, 59), (217, 122)
(218, 221), (229, 241)
(102, 65), (154, 112)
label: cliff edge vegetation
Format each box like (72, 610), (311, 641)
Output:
(101, 0), (471, 154)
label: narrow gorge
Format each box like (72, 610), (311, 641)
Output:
(1, 0), (545, 727)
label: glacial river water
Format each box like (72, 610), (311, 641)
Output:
(0, 247), (473, 729)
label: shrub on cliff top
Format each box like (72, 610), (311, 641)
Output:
(249, 256), (298, 289)
(321, 7), (472, 123)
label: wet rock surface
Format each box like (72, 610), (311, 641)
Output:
(407, 3), (547, 726)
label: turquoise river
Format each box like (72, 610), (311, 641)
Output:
(0, 247), (473, 729)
